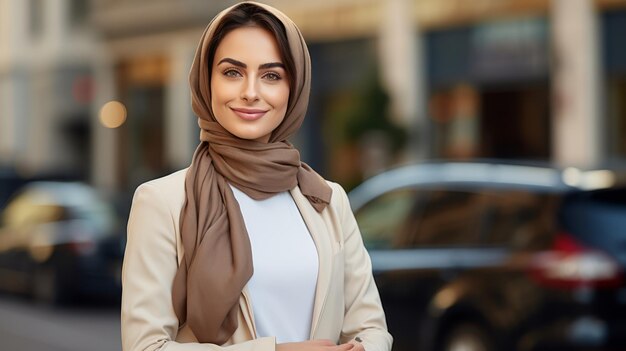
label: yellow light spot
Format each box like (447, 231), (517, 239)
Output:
(99, 101), (127, 128)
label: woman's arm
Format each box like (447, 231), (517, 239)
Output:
(122, 182), (276, 351)
(333, 184), (393, 351)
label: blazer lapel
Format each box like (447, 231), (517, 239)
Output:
(240, 286), (256, 338)
(289, 186), (332, 339)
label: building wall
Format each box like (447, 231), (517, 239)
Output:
(0, 0), (99, 177)
(4, 0), (626, 191)
(0, 0), (24, 165)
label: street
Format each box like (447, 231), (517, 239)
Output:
(0, 294), (121, 351)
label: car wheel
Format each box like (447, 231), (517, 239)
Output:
(441, 323), (493, 351)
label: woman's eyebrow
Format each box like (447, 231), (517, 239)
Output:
(259, 62), (285, 70)
(217, 58), (285, 70)
(218, 58), (246, 68)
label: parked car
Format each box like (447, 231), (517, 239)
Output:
(0, 181), (124, 304)
(349, 161), (626, 351)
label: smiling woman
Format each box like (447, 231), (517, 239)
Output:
(210, 26), (290, 143)
(121, 2), (392, 351)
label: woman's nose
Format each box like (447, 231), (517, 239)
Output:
(241, 78), (259, 102)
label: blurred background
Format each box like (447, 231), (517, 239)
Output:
(1, 0), (626, 350)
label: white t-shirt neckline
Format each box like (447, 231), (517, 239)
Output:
(229, 185), (319, 343)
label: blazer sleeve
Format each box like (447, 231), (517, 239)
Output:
(334, 184), (393, 351)
(121, 182), (276, 351)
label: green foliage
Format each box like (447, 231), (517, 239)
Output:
(343, 69), (407, 152)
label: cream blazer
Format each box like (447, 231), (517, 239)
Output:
(122, 169), (392, 351)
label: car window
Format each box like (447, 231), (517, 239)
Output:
(575, 187), (626, 205)
(355, 188), (486, 249)
(355, 189), (416, 249)
(405, 189), (485, 248)
(481, 190), (558, 250)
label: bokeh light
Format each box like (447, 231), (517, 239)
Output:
(99, 101), (127, 129)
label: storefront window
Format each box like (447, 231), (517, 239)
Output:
(425, 18), (550, 161)
(115, 56), (169, 190)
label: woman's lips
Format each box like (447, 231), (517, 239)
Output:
(231, 107), (268, 121)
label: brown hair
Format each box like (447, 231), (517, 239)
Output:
(206, 3), (296, 96)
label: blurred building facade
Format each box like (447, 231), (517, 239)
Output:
(2, 0), (626, 193)
(0, 0), (96, 178)
(89, 0), (226, 191)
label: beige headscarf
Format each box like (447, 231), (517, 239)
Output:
(172, 1), (332, 344)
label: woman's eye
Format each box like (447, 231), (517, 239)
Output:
(224, 69), (242, 78)
(263, 72), (281, 81)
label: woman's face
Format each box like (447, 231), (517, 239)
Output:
(210, 26), (290, 143)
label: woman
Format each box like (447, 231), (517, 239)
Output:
(121, 2), (392, 351)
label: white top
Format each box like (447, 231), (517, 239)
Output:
(230, 185), (319, 343)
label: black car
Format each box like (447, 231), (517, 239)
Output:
(0, 181), (124, 304)
(349, 162), (626, 351)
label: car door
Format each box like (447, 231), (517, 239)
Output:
(355, 186), (498, 351)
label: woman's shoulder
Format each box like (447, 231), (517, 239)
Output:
(322, 179), (351, 210)
(322, 179), (349, 194)
(132, 168), (189, 211)
(139, 168), (188, 189)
